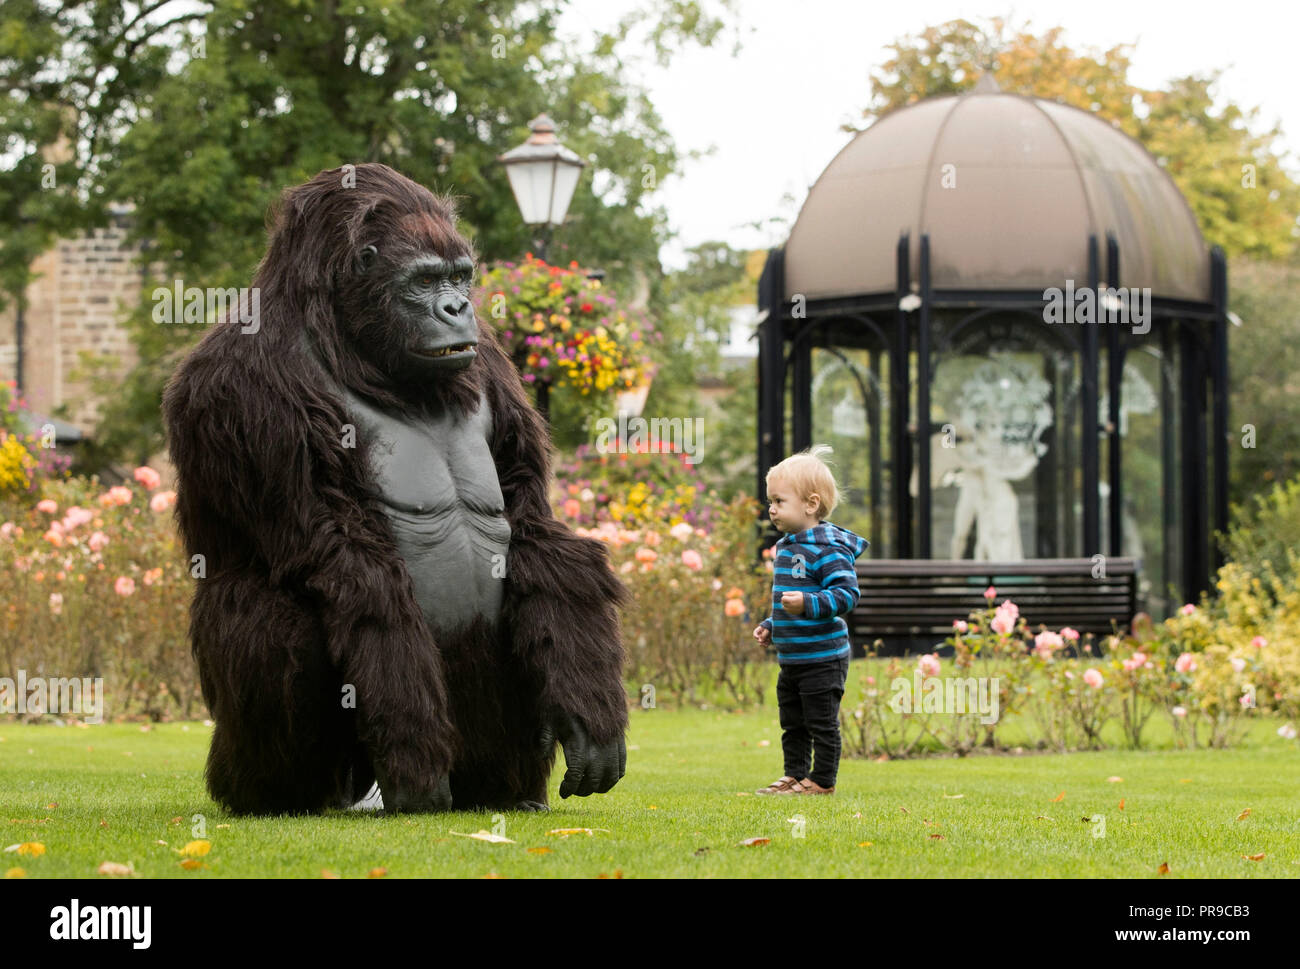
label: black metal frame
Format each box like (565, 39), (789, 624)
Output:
(757, 232), (1229, 607)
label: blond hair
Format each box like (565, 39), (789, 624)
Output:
(765, 444), (839, 519)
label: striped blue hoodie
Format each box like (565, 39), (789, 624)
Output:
(760, 522), (868, 665)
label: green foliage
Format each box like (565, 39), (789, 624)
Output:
(0, 0), (738, 464)
(1227, 258), (1300, 511)
(1224, 473), (1300, 603)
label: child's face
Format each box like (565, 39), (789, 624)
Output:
(766, 476), (820, 533)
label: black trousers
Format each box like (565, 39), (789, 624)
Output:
(776, 654), (849, 789)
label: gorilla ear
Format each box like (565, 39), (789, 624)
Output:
(355, 244), (379, 275)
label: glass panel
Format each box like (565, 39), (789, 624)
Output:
(1120, 343), (1178, 616)
(810, 345), (890, 553)
(926, 313), (1080, 560)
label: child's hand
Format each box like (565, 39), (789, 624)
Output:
(753, 624), (771, 645)
(781, 591), (805, 615)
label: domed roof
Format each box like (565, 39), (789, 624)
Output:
(783, 87), (1211, 303)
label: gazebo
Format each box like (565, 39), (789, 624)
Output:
(756, 78), (1229, 641)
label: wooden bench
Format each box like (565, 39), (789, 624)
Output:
(850, 558), (1139, 655)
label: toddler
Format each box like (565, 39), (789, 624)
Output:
(753, 444), (867, 795)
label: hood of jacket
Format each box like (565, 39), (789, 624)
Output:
(778, 521), (869, 560)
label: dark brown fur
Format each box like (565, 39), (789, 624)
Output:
(162, 163), (629, 814)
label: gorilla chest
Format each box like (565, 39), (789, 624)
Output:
(343, 390), (511, 636)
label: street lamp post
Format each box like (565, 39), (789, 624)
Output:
(498, 115), (585, 421)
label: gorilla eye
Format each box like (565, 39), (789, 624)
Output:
(419, 274), (435, 286)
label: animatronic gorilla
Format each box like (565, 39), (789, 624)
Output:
(162, 163), (628, 814)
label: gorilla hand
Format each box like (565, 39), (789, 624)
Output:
(541, 710), (626, 798)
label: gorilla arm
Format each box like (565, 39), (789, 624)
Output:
(162, 337), (458, 810)
(479, 324), (629, 798)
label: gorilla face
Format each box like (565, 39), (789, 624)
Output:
(356, 243), (479, 376)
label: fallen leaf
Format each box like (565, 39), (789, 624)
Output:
(319, 868), (339, 878)
(527, 847), (552, 855)
(851, 812), (863, 818)
(597, 870), (624, 878)
(482, 872), (505, 878)
(4, 842), (46, 857)
(929, 834), (945, 840)
(179, 859), (205, 871)
(899, 807), (910, 815)
(1035, 816), (1055, 822)
(757, 740), (770, 747)
(693, 847), (710, 856)
(1179, 778), (1192, 784)
(4, 867), (24, 878)
(942, 794), (965, 799)
(449, 830), (516, 844)
(1158, 862), (1170, 875)
(547, 828), (610, 838)
(98, 820), (109, 829)
(215, 824), (230, 830)
(922, 819), (939, 827)
(738, 837), (771, 847)
(45, 802), (58, 810)
(154, 840), (167, 846)
(647, 805), (658, 810)
(1052, 792), (1066, 803)
(1119, 799), (1126, 811)
(1236, 809), (1251, 821)
(1107, 776), (1123, 783)
(178, 840), (211, 857)
(1243, 853), (1265, 862)
(875, 754), (890, 762)
(367, 867), (388, 878)
(97, 861), (133, 876)
(169, 816), (182, 825)
(858, 841), (873, 847)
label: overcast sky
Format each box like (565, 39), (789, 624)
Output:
(556, 0), (1300, 271)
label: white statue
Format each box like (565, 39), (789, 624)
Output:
(912, 357), (1053, 561)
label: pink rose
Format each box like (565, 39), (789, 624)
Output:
(88, 531), (109, 552)
(1172, 705), (1187, 718)
(1034, 631), (1064, 655)
(1179, 603), (1196, 616)
(984, 585), (996, 599)
(999, 600), (1019, 620)
(991, 609), (1016, 636)
(669, 522), (694, 542)
(149, 491), (176, 513)
(61, 506), (93, 530)
(36, 499), (58, 514)
(1175, 652), (1197, 674)
(1060, 627), (1079, 642)
(1132, 651), (1147, 665)
(1083, 668), (1104, 689)
(133, 466), (162, 491)
(48, 592), (63, 616)
(114, 576), (135, 596)
(1230, 657), (1246, 674)
(917, 653), (941, 677)
(563, 498), (581, 518)
(681, 549), (703, 571)
(953, 620), (969, 633)
(108, 486), (132, 506)
(1251, 636), (1267, 650)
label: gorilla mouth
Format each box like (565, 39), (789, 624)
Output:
(412, 342), (477, 358)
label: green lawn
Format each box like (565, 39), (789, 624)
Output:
(1, 702), (1297, 878)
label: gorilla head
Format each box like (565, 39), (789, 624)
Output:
(254, 163), (487, 416)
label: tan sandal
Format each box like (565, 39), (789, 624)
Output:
(756, 776), (801, 795)
(790, 778), (835, 795)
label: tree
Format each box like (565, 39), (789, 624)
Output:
(0, 0), (739, 466)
